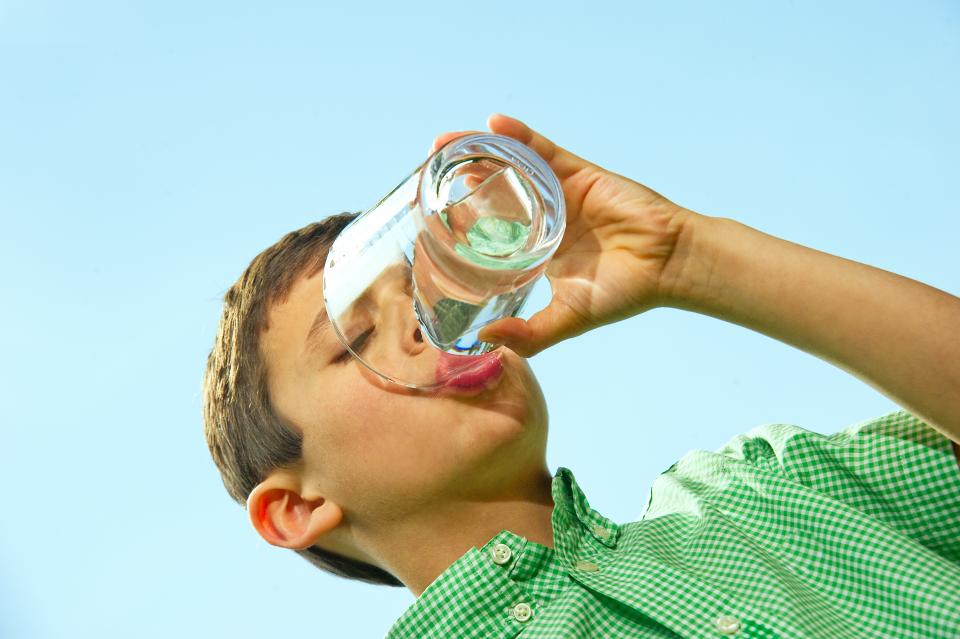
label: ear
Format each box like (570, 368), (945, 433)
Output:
(246, 474), (343, 550)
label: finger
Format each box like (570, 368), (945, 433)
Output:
(485, 113), (593, 180)
(477, 299), (590, 358)
(478, 317), (534, 356)
(430, 130), (482, 155)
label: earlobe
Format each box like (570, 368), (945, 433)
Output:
(247, 476), (343, 550)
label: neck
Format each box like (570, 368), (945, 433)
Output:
(356, 466), (555, 596)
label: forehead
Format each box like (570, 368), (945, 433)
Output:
(260, 270), (329, 378)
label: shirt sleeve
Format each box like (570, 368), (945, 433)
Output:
(714, 409), (960, 566)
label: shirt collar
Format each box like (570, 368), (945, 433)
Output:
(387, 467), (619, 638)
(552, 467), (621, 550)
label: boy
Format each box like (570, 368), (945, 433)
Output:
(203, 114), (960, 637)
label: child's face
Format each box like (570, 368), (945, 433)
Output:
(258, 266), (549, 526)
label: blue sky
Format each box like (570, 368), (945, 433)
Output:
(1, 1), (957, 636)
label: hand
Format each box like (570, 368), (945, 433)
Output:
(430, 114), (694, 357)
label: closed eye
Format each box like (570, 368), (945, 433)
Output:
(334, 326), (375, 364)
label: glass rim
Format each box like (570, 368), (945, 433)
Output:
(416, 132), (566, 271)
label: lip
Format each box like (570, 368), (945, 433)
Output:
(435, 350), (504, 392)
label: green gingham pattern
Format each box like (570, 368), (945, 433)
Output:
(387, 410), (960, 638)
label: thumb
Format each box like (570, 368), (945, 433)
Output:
(477, 299), (591, 358)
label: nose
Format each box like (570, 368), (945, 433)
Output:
(400, 310), (426, 356)
(378, 279), (429, 357)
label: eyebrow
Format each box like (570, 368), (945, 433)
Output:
(305, 284), (378, 355)
(305, 306), (331, 354)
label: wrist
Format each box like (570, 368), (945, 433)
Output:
(655, 210), (734, 313)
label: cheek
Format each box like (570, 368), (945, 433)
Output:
(315, 381), (448, 500)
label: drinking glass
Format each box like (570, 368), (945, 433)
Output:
(322, 133), (565, 389)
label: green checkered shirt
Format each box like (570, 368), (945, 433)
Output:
(387, 409), (960, 638)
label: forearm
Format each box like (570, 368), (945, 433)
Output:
(659, 212), (960, 444)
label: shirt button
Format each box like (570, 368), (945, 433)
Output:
(511, 602), (533, 622)
(714, 614), (741, 635)
(574, 560), (600, 572)
(490, 543), (512, 565)
(592, 525), (610, 540)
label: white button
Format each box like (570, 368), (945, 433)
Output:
(574, 560), (600, 572)
(511, 602), (533, 622)
(490, 543), (512, 565)
(592, 525), (610, 540)
(714, 614), (741, 635)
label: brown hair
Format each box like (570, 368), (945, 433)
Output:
(201, 211), (403, 587)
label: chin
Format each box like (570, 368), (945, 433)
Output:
(445, 409), (548, 501)
(465, 351), (543, 421)
(457, 372), (546, 460)
(423, 347), (540, 455)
